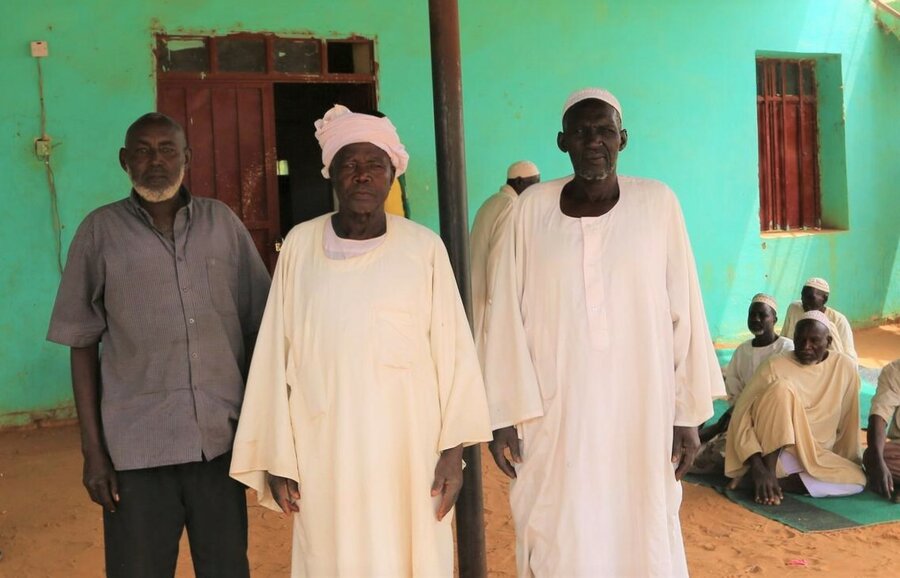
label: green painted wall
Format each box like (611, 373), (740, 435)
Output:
(877, 2), (900, 39)
(3, 0), (439, 425)
(459, 0), (900, 340)
(4, 0), (899, 425)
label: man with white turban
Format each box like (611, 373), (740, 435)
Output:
(229, 105), (492, 577)
(725, 310), (865, 505)
(482, 88), (724, 576)
(470, 161), (540, 365)
(780, 277), (857, 364)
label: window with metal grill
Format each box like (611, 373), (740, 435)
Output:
(756, 58), (821, 231)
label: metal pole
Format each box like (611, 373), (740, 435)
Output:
(427, 2), (486, 577)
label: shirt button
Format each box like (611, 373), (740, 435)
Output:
(487, 298), (493, 305)
(182, 287), (189, 292)
(188, 318), (195, 324)
(191, 352), (198, 359)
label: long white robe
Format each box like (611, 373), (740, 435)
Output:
(724, 336), (794, 403)
(470, 184), (517, 365)
(230, 214), (492, 577)
(483, 176), (725, 577)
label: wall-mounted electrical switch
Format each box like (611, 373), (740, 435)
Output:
(35, 137), (52, 160)
(31, 41), (49, 58)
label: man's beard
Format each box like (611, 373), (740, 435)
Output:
(574, 155), (615, 182)
(128, 166), (184, 203)
(576, 167), (613, 181)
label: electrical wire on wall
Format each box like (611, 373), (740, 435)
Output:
(34, 47), (63, 275)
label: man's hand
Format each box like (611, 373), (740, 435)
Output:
(671, 425), (700, 481)
(83, 449), (119, 512)
(432, 444), (464, 521)
(489, 426), (521, 479)
(864, 447), (895, 500)
(268, 473), (301, 514)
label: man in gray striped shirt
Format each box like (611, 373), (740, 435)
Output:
(47, 113), (270, 578)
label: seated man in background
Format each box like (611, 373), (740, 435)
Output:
(864, 357), (900, 502)
(691, 294), (793, 474)
(781, 277), (857, 364)
(725, 311), (865, 505)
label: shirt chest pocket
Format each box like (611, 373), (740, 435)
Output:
(375, 309), (418, 370)
(206, 257), (239, 316)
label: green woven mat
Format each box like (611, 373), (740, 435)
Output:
(685, 472), (900, 532)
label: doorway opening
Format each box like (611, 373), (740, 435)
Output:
(274, 83), (376, 235)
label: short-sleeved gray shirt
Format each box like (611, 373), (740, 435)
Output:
(48, 190), (271, 471)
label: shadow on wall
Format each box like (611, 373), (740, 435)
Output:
(715, 209), (816, 347)
(860, 27), (900, 321)
(701, 208), (771, 344)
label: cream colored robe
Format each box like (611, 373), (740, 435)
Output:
(724, 336), (794, 403)
(870, 358), (900, 439)
(483, 176), (725, 578)
(470, 184), (517, 365)
(781, 301), (857, 363)
(724, 351), (865, 486)
(230, 214), (493, 577)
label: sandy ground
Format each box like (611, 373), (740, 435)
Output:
(1, 323), (899, 577)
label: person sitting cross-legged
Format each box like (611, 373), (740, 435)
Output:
(725, 311), (865, 505)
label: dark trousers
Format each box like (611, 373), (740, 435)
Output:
(103, 452), (250, 578)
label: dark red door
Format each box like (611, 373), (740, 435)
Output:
(158, 82), (280, 271)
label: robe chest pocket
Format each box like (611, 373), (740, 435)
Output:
(375, 310), (417, 369)
(206, 257), (239, 315)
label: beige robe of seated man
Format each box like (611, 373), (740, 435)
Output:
(725, 313), (865, 505)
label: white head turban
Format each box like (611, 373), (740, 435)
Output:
(804, 277), (830, 293)
(562, 88), (623, 122)
(507, 161), (540, 180)
(314, 105), (409, 178)
(751, 293), (778, 312)
(800, 310), (830, 328)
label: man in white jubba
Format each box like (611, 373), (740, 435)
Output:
(229, 105), (492, 577)
(483, 88), (725, 577)
(470, 160), (540, 364)
(780, 277), (857, 364)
